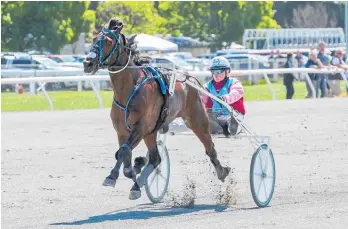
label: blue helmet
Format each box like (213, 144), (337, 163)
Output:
(209, 56), (231, 71)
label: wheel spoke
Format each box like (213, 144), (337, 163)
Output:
(262, 150), (269, 174)
(159, 144), (165, 156)
(149, 172), (156, 187)
(158, 171), (167, 182)
(258, 153), (264, 173)
(263, 179), (268, 200)
(256, 177), (263, 197)
(254, 172), (264, 177)
(156, 171), (159, 197)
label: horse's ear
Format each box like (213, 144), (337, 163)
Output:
(107, 18), (124, 33)
(128, 34), (137, 43)
(107, 18), (118, 29)
(112, 23), (124, 34)
(127, 34), (138, 50)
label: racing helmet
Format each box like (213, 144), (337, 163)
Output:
(209, 56), (231, 71)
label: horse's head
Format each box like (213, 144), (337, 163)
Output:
(83, 18), (129, 75)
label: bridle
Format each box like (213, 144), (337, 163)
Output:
(90, 28), (132, 74)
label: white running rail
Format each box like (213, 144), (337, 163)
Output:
(1, 68), (347, 111)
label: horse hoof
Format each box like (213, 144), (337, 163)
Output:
(133, 157), (148, 174)
(102, 178), (116, 187)
(123, 166), (136, 179)
(129, 190), (141, 200)
(218, 166), (231, 183)
(136, 164), (154, 187)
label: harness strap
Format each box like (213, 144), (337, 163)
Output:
(113, 75), (163, 131)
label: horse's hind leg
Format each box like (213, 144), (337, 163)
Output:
(102, 121), (144, 187)
(129, 132), (161, 199)
(188, 119), (231, 182)
(185, 91), (231, 182)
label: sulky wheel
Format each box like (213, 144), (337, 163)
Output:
(250, 143), (276, 208)
(145, 139), (170, 203)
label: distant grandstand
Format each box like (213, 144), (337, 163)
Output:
(243, 28), (346, 50)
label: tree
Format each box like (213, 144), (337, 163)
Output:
(1, 1), (95, 53)
(94, 1), (279, 51)
(156, 1), (184, 37)
(95, 2), (168, 36)
(292, 3), (337, 28)
(274, 2), (344, 28)
(157, 1), (280, 51)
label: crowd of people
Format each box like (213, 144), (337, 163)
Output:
(282, 41), (348, 99)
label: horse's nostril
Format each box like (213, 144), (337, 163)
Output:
(83, 60), (94, 69)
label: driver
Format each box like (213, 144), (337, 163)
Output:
(201, 56), (246, 137)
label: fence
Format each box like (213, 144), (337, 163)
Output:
(1, 68), (348, 111)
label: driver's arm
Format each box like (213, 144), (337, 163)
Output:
(220, 79), (244, 105)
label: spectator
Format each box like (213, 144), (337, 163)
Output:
(268, 50), (276, 68)
(305, 49), (326, 98)
(331, 48), (348, 93)
(316, 42), (330, 98)
(331, 48), (348, 71)
(295, 50), (305, 68)
(276, 49), (281, 58)
(283, 53), (296, 99)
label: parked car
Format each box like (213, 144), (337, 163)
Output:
(185, 58), (208, 71)
(216, 49), (248, 56)
(197, 53), (217, 60)
(1, 52), (37, 70)
(150, 55), (196, 71)
(72, 55), (86, 63)
(166, 52), (193, 60)
(47, 55), (83, 68)
(47, 55), (76, 63)
(1, 52), (37, 91)
(31, 56), (81, 89)
(221, 54), (270, 70)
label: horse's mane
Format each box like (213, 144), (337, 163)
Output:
(106, 18), (152, 66)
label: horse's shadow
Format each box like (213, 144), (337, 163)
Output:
(50, 203), (230, 226)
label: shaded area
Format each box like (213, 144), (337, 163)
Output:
(51, 204), (228, 226)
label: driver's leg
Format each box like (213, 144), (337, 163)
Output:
(229, 116), (239, 136)
(208, 112), (222, 134)
(216, 114), (231, 137)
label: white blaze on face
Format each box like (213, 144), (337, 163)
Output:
(87, 52), (97, 59)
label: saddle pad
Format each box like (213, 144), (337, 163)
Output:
(146, 66), (167, 95)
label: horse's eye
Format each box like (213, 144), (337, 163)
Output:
(105, 38), (113, 46)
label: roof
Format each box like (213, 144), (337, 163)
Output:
(165, 35), (209, 47)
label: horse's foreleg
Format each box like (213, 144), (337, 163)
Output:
(133, 132), (161, 187)
(128, 132), (160, 200)
(102, 121), (144, 188)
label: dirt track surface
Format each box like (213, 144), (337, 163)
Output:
(2, 98), (348, 229)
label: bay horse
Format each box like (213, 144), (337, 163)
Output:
(83, 18), (231, 200)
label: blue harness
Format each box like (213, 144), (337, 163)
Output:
(207, 78), (233, 115)
(92, 29), (124, 67)
(113, 66), (167, 131)
(92, 29), (168, 132)
(91, 29), (169, 151)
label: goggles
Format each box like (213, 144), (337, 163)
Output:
(211, 69), (225, 75)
